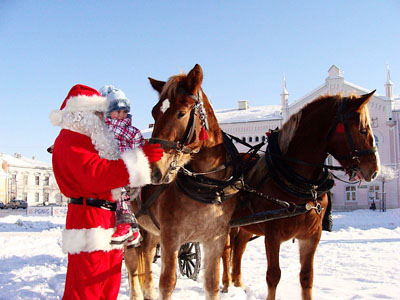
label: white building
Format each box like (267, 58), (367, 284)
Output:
(216, 65), (400, 210)
(0, 153), (65, 206)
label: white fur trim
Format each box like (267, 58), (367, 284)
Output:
(62, 227), (123, 254)
(64, 95), (108, 112)
(121, 148), (151, 187)
(49, 110), (63, 126)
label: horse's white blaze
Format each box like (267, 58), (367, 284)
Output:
(160, 99), (170, 113)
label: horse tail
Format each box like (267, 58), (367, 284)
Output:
(135, 243), (146, 287)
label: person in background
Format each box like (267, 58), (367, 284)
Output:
(50, 84), (163, 300)
(99, 85), (145, 248)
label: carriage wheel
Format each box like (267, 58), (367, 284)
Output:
(178, 242), (201, 281)
(152, 243), (161, 263)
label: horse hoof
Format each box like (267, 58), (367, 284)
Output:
(221, 286), (229, 293)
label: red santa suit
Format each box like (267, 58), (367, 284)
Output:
(50, 84), (153, 300)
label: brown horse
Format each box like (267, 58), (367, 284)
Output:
(124, 64), (241, 300)
(222, 92), (380, 299)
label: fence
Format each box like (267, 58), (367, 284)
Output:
(27, 206), (68, 217)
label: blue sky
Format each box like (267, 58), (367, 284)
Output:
(0, 1), (399, 163)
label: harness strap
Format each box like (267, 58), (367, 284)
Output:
(265, 131), (334, 199)
(230, 203), (312, 228)
(135, 185), (168, 230)
(148, 138), (193, 154)
(175, 131), (244, 205)
(69, 197), (117, 211)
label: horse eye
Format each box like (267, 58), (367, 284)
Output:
(177, 111), (185, 119)
(360, 128), (368, 135)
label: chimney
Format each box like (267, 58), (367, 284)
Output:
(238, 100), (249, 110)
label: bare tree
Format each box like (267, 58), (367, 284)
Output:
(376, 165), (399, 211)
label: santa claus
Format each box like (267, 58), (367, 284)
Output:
(50, 84), (162, 300)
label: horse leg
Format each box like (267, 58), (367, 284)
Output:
(231, 229), (253, 288)
(124, 244), (144, 300)
(221, 229), (233, 293)
(141, 231), (159, 300)
(158, 237), (180, 300)
(203, 233), (229, 300)
(265, 235), (281, 300)
(298, 233), (321, 300)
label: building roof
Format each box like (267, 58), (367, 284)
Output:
(214, 105), (282, 124)
(0, 153), (51, 169)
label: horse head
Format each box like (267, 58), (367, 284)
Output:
(327, 91), (380, 182)
(148, 64), (218, 184)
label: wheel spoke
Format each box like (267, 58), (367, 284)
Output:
(188, 259), (195, 268)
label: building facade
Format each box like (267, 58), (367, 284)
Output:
(0, 153), (65, 206)
(216, 65), (400, 210)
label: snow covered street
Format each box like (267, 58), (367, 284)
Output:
(0, 209), (399, 299)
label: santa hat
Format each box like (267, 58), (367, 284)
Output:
(50, 84), (108, 126)
(99, 85), (131, 115)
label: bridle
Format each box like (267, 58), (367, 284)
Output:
(149, 87), (209, 176)
(264, 98), (378, 201)
(327, 99), (378, 163)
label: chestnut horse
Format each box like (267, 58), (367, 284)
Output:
(124, 64), (242, 300)
(222, 92), (380, 299)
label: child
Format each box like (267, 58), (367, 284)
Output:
(100, 85), (145, 248)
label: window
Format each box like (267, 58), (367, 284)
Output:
(242, 137), (246, 142)
(345, 186), (357, 202)
(23, 192), (27, 201)
(35, 176), (40, 186)
(368, 185), (380, 202)
(371, 117), (378, 128)
(262, 136), (266, 142)
(23, 175), (28, 185)
(44, 177), (49, 186)
(35, 193), (39, 202)
(374, 135), (379, 149)
(249, 137), (253, 143)
(255, 136), (259, 142)
(44, 193), (49, 202)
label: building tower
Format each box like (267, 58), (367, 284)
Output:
(385, 64), (394, 100)
(281, 74), (289, 122)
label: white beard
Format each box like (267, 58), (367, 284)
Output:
(60, 111), (120, 160)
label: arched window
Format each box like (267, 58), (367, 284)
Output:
(242, 137), (246, 142)
(374, 135), (379, 149)
(255, 136), (259, 142)
(249, 137), (253, 143)
(262, 136), (266, 142)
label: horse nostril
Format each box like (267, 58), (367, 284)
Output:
(152, 168), (162, 183)
(371, 171), (378, 180)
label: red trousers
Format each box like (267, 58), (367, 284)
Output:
(63, 249), (123, 300)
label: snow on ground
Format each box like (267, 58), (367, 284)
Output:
(0, 209), (399, 299)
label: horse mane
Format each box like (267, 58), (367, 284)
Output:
(160, 73), (186, 101)
(278, 110), (302, 154)
(158, 72), (222, 143)
(278, 94), (345, 154)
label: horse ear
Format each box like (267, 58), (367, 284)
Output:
(149, 77), (165, 94)
(351, 90), (375, 111)
(184, 64), (203, 94)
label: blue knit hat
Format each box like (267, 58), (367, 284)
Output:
(99, 85), (131, 115)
